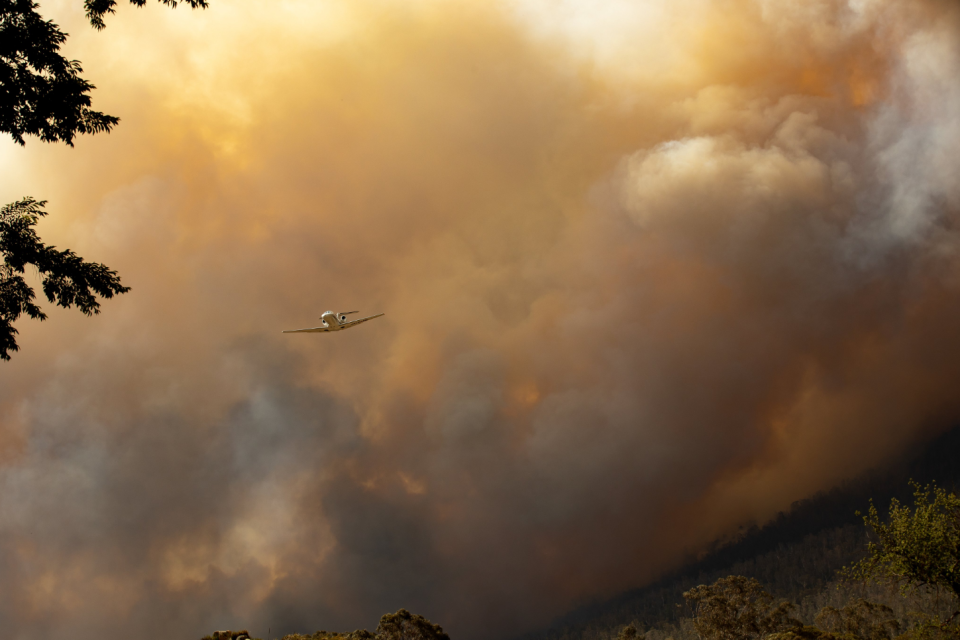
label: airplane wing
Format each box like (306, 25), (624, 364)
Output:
(341, 313), (385, 329)
(282, 326), (332, 333)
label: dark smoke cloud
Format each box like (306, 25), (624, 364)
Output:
(2, 0), (960, 638)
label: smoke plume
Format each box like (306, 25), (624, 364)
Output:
(3, 0), (960, 638)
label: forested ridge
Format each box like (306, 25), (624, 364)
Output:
(518, 427), (960, 640)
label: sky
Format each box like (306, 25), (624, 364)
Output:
(3, 0), (960, 638)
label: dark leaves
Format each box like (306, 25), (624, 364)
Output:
(0, 1), (207, 359)
(0, 198), (130, 360)
(0, 0), (119, 145)
(84, 0), (209, 30)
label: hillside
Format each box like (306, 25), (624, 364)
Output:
(520, 426), (960, 640)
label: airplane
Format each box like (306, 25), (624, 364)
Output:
(282, 310), (385, 334)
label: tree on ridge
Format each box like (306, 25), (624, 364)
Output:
(683, 575), (797, 640)
(844, 482), (960, 636)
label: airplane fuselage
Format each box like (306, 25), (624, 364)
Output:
(319, 310), (347, 330)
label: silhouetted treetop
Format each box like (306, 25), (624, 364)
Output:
(0, 198), (129, 360)
(0, 0), (118, 145)
(1, 0), (207, 359)
(83, 0), (208, 30)
(376, 609), (450, 640)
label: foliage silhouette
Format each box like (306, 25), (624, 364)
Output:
(0, 0), (118, 145)
(1, 0), (206, 358)
(83, 0), (208, 30)
(0, 198), (129, 359)
(376, 608), (451, 640)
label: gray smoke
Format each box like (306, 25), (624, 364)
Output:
(1, 0), (960, 638)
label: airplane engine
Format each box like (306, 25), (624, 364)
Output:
(339, 314), (347, 322)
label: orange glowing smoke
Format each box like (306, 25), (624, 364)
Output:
(1, 0), (960, 638)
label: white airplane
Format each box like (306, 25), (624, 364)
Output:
(282, 310), (385, 333)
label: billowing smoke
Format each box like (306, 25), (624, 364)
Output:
(2, 0), (960, 638)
